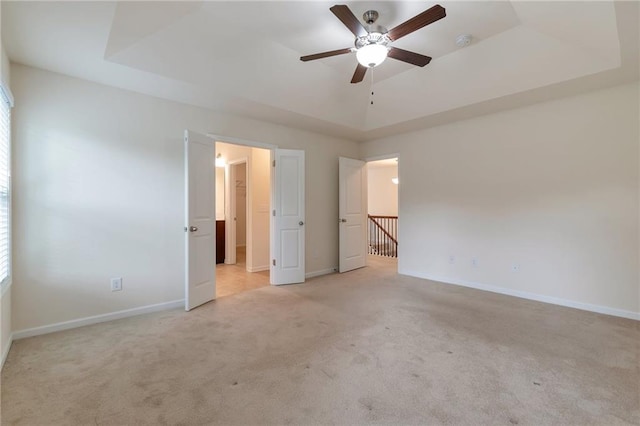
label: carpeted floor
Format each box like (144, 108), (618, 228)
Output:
(1, 256), (639, 425)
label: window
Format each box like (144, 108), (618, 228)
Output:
(0, 82), (12, 289)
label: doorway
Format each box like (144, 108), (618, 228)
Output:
(215, 142), (270, 298)
(366, 157), (399, 267)
(185, 130), (306, 311)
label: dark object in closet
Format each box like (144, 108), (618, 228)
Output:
(216, 220), (225, 264)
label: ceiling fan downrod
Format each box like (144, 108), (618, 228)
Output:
(363, 10), (379, 25)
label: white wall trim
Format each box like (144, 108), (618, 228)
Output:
(13, 299), (185, 340)
(0, 78), (14, 107)
(208, 133), (277, 150)
(1, 333), (13, 370)
(1, 279), (11, 297)
(403, 270), (640, 321)
(305, 268), (337, 279)
(247, 265), (269, 273)
(364, 152), (400, 162)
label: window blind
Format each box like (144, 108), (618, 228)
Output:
(0, 86), (11, 285)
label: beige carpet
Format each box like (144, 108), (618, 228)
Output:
(2, 256), (639, 425)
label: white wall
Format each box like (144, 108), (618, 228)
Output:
(0, 44), (8, 88)
(367, 165), (398, 216)
(248, 147), (270, 272)
(0, 34), (13, 367)
(361, 82), (640, 319)
(215, 168), (224, 221)
(11, 64), (359, 333)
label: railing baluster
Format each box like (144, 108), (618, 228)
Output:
(386, 218), (389, 256)
(384, 218), (387, 256)
(385, 218), (388, 257)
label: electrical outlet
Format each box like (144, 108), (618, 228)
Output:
(111, 277), (123, 292)
(511, 264), (520, 272)
(472, 257), (478, 268)
(448, 255), (455, 264)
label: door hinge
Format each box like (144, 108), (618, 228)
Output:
(272, 259), (276, 266)
(272, 160), (276, 167)
(272, 210), (276, 217)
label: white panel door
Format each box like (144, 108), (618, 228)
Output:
(271, 149), (305, 285)
(339, 157), (367, 273)
(185, 130), (216, 310)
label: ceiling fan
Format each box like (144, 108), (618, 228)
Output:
(300, 4), (446, 84)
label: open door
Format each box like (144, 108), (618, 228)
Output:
(271, 149), (305, 285)
(184, 130), (216, 310)
(339, 157), (367, 272)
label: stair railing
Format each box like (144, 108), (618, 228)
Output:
(368, 215), (398, 257)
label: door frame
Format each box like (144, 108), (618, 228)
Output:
(364, 153), (400, 163)
(186, 131), (307, 304)
(211, 134), (277, 280)
(364, 152), (400, 267)
(224, 157), (248, 266)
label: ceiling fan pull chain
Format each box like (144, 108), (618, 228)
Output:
(370, 67), (375, 105)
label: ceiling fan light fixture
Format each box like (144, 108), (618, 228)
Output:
(356, 43), (388, 68)
(300, 4), (446, 83)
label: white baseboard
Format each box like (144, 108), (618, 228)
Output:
(13, 299), (185, 340)
(247, 265), (269, 273)
(1, 332), (13, 370)
(403, 270), (640, 321)
(306, 268), (337, 279)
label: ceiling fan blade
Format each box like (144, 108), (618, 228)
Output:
(330, 5), (367, 38)
(351, 63), (367, 84)
(300, 48), (352, 62)
(387, 47), (432, 67)
(387, 4), (446, 41)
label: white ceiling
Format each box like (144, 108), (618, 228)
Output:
(2, 1), (638, 141)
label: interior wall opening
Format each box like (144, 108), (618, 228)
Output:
(366, 157), (399, 269)
(215, 141), (271, 298)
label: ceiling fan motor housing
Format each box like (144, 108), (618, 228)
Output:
(363, 10), (379, 24)
(355, 30), (390, 49)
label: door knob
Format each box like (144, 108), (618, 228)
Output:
(189, 226), (198, 232)
(299, 221), (304, 226)
(339, 218), (347, 223)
